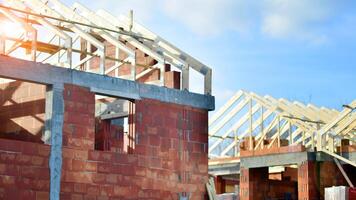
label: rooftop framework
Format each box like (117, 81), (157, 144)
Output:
(0, 1), (215, 199)
(209, 90), (356, 166)
(0, 0), (212, 95)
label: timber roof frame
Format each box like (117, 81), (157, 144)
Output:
(209, 90), (356, 166)
(0, 0), (212, 95)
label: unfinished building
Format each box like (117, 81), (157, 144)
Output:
(0, 0), (214, 199)
(209, 90), (356, 199)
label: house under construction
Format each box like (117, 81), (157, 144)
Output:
(0, 0), (354, 200)
(0, 0), (214, 200)
(209, 90), (355, 199)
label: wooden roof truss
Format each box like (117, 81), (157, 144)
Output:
(209, 90), (356, 166)
(0, 0), (212, 94)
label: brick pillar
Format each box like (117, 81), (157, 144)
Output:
(62, 84), (95, 150)
(240, 167), (268, 200)
(298, 161), (319, 200)
(164, 71), (181, 90)
(215, 176), (225, 194)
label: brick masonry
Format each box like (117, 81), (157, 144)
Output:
(297, 160), (354, 200)
(0, 83), (209, 199)
(240, 161), (351, 200)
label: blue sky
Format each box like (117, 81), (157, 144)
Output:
(63, 0), (356, 110)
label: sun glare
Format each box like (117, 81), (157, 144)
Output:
(0, 20), (25, 37)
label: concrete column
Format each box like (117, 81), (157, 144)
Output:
(182, 64), (189, 90)
(45, 84), (64, 200)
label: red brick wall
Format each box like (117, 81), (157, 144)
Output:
(298, 161), (349, 200)
(132, 98), (209, 199)
(63, 84), (95, 150)
(0, 84), (209, 199)
(0, 81), (46, 143)
(0, 139), (50, 199)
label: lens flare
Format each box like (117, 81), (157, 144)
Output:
(0, 20), (24, 37)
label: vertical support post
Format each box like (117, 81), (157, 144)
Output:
(0, 35), (5, 55)
(131, 52), (136, 81)
(115, 46), (120, 77)
(99, 46), (106, 75)
(289, 121), (292, 145)
(312, 131), (315, 150)
(277, 116), (281, 147)
(260, 107), (264, 148)
(66, 38), (72, 69)
(159, 61), (165, 86)
(249, 99), (253, 150)
(45, 84), (64, 200)
(204, 68), (212, 95)
(57, 36), (61, 64)
(316, 123), (322, 151)
(302, 130), (305, 146)
(234, 130), (238, 157)
(129, 10), (133, 32)
(28, 30), (37, 61)
(182, 64), (189, 91)
(328, 136), (334, 152)
(86, 42), (92, 71)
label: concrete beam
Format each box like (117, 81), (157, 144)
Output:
(209, 163), (240, 176)
(0, 56), (214, 111)
(212, 151), (355, 176)
(240, 152), (315, 168)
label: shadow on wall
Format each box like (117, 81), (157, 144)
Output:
(0, 80), (46, 143)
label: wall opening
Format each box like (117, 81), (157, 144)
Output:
(268, 165), (298, 200)
(94, 94), (135, 153)
(0, 78), (46, 144)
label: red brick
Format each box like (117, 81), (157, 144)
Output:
(21, 166), (49, 179)
(0, 175), (16, 187)
(73, 183), (87, 193)
(61, 182), (74, 193)
(64, 172), (93, 184)
(92, 173), (106, 184)
(31, 156), (45, 166)
(148, 135), (160, 146)
(87, 185), (100, 196)
(70, 194), (84, 200)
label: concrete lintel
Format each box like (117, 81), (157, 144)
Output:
(0, 56), (215, 111)
(240, 152), (315, 169)
(209, 163), (240, 176)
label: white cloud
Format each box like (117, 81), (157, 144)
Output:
(261, 0), (333, 42)
(73, 0), (337, 42)
(161, 0), (257, 36)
